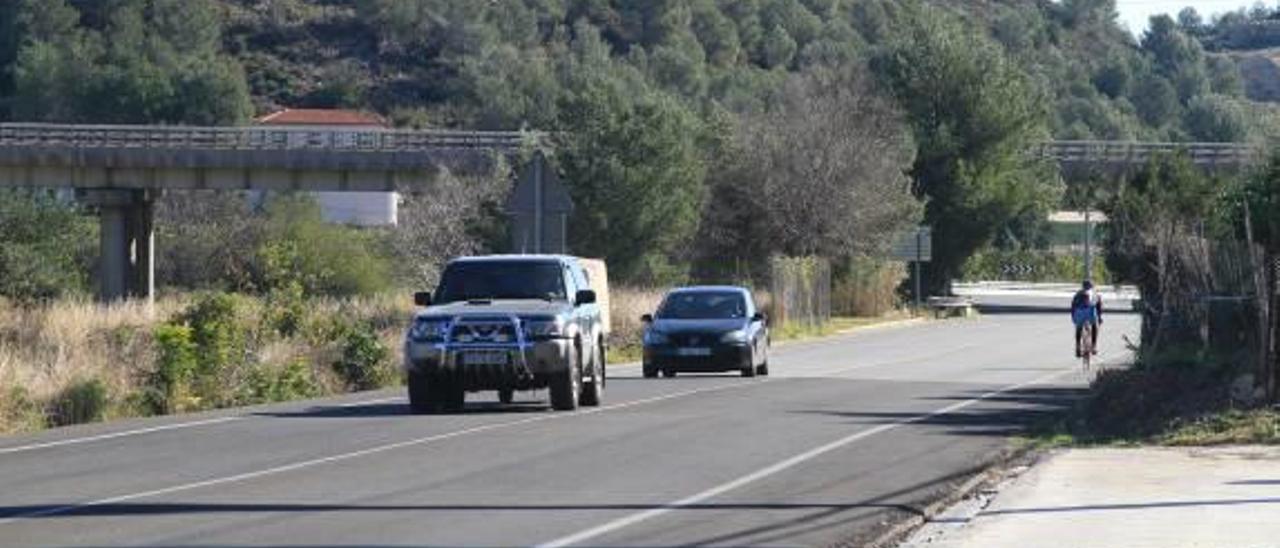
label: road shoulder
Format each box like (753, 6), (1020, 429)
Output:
(898, 445), (1280, 548)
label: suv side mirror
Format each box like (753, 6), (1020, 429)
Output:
(752, 312), (766, 324)
(641, 313), (654, 323)
(575, 289), (597, 306)
(413, 292), (432, 307)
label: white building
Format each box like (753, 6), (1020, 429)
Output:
(255, 108), (398, 226)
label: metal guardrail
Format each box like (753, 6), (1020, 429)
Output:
(1032, 140), (1262, 167)
(0, 123), (537, 153)
(0, 125), (1260, 168)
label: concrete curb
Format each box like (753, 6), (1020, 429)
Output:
(857, 445), (1042, 548)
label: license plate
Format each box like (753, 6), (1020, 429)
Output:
(461, 350), (509, 366)
(676, 347), (712, 357)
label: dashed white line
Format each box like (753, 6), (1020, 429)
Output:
(535, 368), (1076, 548)
(0, 395), (406, 455)
(0, 381), (756, 525)
(0, 416), (244, 455)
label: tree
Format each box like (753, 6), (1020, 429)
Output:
(10, 0), (250, 125)
(1132, 73), (1179, 127)
(0, 190), (95, 301)
(1184, 94), (1248, 142)
(697, 67), (919, 281)
(872, 4), (1056, 293)
(555, 29), (709, 283)
(760, 24), (797, 69)
(390, 169), (510, 290)
(1177, 7), (1204, 35)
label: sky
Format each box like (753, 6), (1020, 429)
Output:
(1116, 0), (1264, 33)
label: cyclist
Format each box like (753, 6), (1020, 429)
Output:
(1071, 280), (1103, 357)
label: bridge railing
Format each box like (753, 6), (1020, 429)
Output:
(1033, 140), (1263, 167)
(0, 123), (537, 153)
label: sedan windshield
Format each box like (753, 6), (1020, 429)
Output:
(657, 291), (747, 320)
(435, 261), (565, 303)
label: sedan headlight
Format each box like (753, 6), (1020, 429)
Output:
(720, 330), (749, 344)
(643, 330), (669, 345)
(522, 316), (565, 340)
(409, 318), (449, 342)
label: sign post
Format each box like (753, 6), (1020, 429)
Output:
(891, 226), (933, 310)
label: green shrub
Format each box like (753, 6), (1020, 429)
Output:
(150, 323), (199, 414)
(1, 387), (46, 434)
(48, 378), (109, 427)
(332, 323), (392, 391)
(962, 249), (1111, 283)
(258, 196), (393, 297)
(265, 281), (306, 337)
(0, 190), (96, 302)
(238, 360), (321, 404)
(179, 292), (247, 375)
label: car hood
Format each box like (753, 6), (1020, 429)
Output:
(416, 299), (572, 320)
(650, 318), (748, 334)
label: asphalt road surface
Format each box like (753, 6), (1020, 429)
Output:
(0, 289), (1138, 547)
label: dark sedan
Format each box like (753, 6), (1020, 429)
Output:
(641, 286), (770, 378)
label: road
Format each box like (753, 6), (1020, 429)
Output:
(0, 289), (1138, 547)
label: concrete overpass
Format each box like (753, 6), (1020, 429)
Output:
(0, 123), (543, 302)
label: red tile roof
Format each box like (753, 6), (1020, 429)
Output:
(255, 109), (387, 127)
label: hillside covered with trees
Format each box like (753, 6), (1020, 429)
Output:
(0, 0), (1263, 292)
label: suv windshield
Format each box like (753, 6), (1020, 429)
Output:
(657, 291), (746, 320)
(435, 261), (565, 303)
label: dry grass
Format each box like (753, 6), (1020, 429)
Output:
(607, 287), (665, 355)
(0, 292), (415, 435)
(0, 298), (185, 403)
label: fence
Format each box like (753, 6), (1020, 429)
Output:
(769, 256), (831, 328)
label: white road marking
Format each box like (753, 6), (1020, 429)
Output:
(0, 395), (406, 455)
(0, 417), (244, 456)
(0, 381), (755, 525)
(535, 367), (1078, 548)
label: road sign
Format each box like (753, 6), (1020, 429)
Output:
(891, 226), (932, 263)
(1001, 264), (1036, 276)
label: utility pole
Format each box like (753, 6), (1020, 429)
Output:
(1084, 208), (1093, 282)
(914, 230), (923, 310)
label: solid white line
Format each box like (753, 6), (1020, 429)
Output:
(0, 381), (754, 525)
(535, 368), (1076, 548)
(0, 417), (244, 455)
(335, 395), (404, 407)
(0, 395), (406, 456)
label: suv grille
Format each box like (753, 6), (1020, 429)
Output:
(449, 320), (518, 343)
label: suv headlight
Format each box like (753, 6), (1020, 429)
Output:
(409, 318), (449, 342)
(522, 316), (565, 340)
(720, 330), (749, 343)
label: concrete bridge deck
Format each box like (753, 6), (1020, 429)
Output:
(0, 123), (538, 191)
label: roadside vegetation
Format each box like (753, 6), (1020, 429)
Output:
(1027, 149), (1280, 448)
(1, 2), (1276, 433)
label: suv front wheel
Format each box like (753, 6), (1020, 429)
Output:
(580, 345), (604, 407)
(550, 346), (581, 411)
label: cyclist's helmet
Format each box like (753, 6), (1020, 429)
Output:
(1082, 280), (1094, 290)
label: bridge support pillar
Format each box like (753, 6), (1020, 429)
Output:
(81, 189), (155, 303)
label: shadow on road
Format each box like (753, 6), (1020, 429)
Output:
(792, 386), (1087, 438)
(0, 465), (992, 547)
(254, 402), (549, 419)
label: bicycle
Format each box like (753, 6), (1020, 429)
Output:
(1079, 321), (1095, 372)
